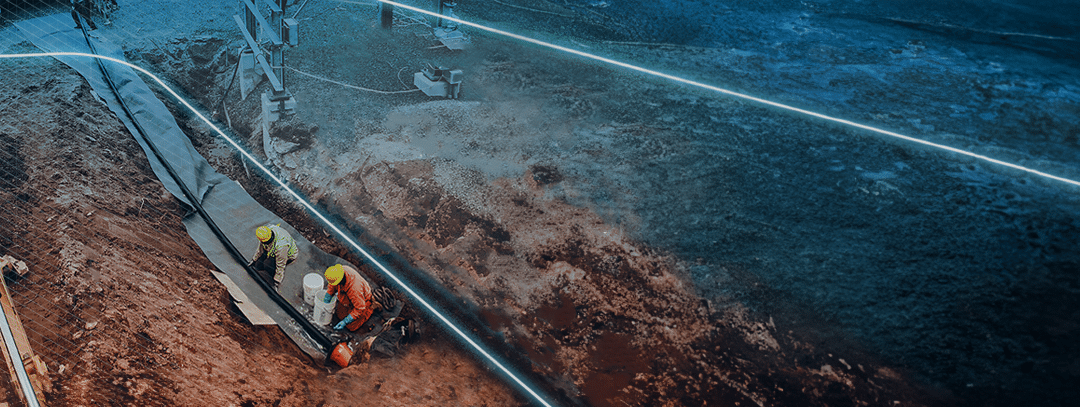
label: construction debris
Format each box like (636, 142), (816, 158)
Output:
(0, 256), (29, 277)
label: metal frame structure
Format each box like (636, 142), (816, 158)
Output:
(235, 0), (295, 120)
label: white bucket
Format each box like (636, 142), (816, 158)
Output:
(314, 294), (336, 326)
(302, 273), (323, 306)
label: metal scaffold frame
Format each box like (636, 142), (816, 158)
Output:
(235, 0), (296, 122)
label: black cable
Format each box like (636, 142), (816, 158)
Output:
(74, 15), (334, 354)
(214, 49), (243, 122)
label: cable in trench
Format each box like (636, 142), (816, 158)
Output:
(71, 14), (335, 354)
(1, 48), (562, 407)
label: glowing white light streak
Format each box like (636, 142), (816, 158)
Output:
(4, 7), (1075, 401)
(0, 52), (554, 407)
(376, 0), (1080, 189)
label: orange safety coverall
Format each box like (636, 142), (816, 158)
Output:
(326, 264), (374, 331)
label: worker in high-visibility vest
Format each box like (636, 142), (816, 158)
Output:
(323, 264), (379, 331)
(250, 224), (299, 288)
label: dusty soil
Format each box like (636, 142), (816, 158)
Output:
(0, 50), (522, 406)
(2, 0), (1079, 406)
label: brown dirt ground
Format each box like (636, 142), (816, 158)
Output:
(0, 52), (523, 407)
(0, 38), (936, 407)
(9, 2), (1069, 406)
(128, 21), (941, 407)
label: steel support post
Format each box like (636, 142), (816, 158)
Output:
(236, 0), (296, 121)
(270, 0), (284, 93)
(244, 2), (256, 40)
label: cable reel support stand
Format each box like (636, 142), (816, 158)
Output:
(236, 0), (298, 126)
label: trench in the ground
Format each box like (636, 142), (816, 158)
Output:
(1, 55), (530, 406)
(153, 50), (941, 407)
(7, 0), (1079, 405)
(139, 14), (1075, 403)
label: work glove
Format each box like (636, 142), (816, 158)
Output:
(334, 315), (354, 330)
(323, 293), (333, 303)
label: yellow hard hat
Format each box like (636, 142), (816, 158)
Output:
(325, 264), (345, 286)
(256, 226), (273, 242)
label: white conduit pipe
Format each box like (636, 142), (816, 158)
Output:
(3, 8), (1073, 404)
(375, 0), (1080, 189)
(0, 51), (555, 407)
(0, 303), (42, 407)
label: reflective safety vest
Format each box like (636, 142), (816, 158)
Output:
(260, 224), (298, 259)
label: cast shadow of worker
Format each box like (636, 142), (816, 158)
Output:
(249, 255), (295, 288)
(70, 0), (98, 30)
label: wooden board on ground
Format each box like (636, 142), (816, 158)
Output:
(0, 257), (52, 405)
(210, 271), (277, 325)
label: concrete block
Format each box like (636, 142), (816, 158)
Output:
(414, 72), (449, 98)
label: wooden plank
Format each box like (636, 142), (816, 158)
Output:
(0, 257), (19, 392)
(0, 262), (49, 405)
(209, 271), (277, 325)
(0, 323), (20, 406)
(0, 286), (36, 360)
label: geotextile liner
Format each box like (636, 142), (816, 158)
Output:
(16, 14), (357, 363)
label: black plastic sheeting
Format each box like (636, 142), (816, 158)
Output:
(15, 14), (354, 363)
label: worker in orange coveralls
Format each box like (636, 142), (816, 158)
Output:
(323, 264), (379, 331)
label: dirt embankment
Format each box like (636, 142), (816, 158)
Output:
(0, 47), (521, 406)
(118, 22), (948, 405)
(8, 1), (1074, 404)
